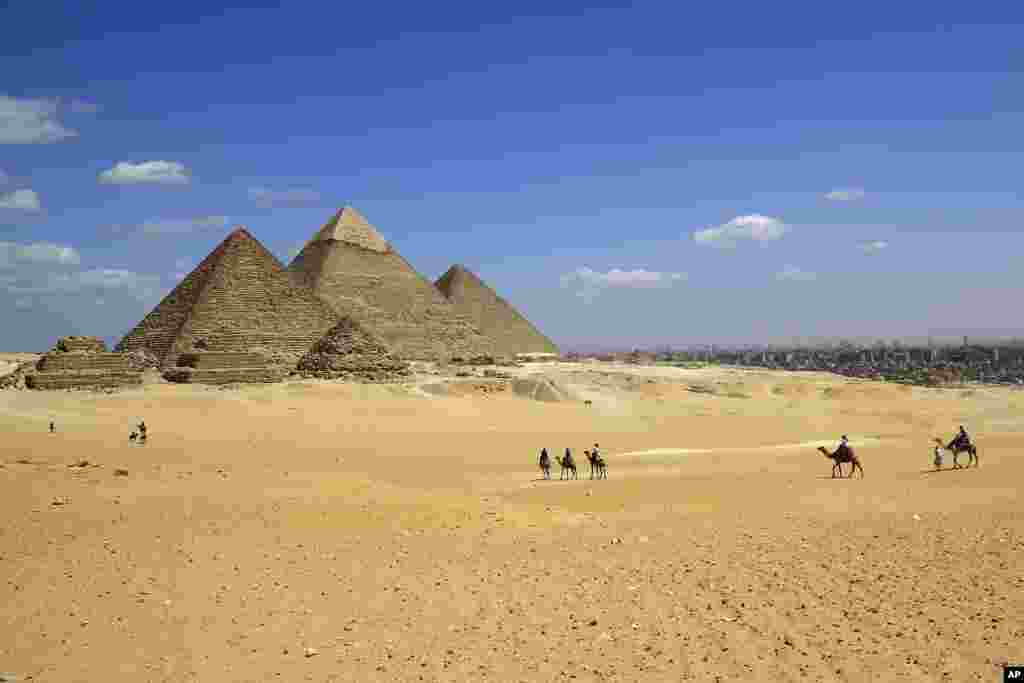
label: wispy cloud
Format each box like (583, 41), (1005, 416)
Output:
(0, 188), (42, 211)
(248, 187), (320, 208)
(775, 265), (817, 282)
(857, 240), (889, 253)
(99, 160), (190, 185)
(111, 215), (228, 237)
(0, 241), (81, 268)
(693, 214), (788, 248)
(560, 267), (686, 301)
(0, 95), (78, 144)
(825, 187), (866, 201)
(5, 268), (161, 300)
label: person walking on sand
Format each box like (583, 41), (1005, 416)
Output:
(539, 448), (551, 480)
(49, 420), (55, 433)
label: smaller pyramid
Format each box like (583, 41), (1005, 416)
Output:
(296, 317), (411, 382)
(116, 227), (340, 367)
(435, 264), (558, 356)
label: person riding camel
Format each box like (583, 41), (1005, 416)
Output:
(837, 435), (850, 456)
(950, 425), (969, 451)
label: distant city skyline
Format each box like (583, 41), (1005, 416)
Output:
(3, 3), (1023, 351)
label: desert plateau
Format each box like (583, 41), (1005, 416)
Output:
(2, 359), (1021, 682)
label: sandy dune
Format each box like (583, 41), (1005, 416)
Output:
(1, 362), (1022, 681)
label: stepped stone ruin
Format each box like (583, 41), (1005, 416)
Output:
(163, 352), (288, 385)
(116, 227), (340, 371)
(296, 317), (411, 382)
(435, 264), (558, 357)
(56, 335), (107, 353)
(288, 207), (493, 361)
(26, 336), (143, 391)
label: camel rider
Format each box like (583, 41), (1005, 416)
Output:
(951, 426), (969, 450)
(837, 435), (850, 455)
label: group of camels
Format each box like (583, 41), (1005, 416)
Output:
(539, 449), (607, 481)
(537, 434), (980, 482)
(817, 435), (979, 479)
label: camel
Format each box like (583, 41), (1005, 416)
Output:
(585, 450), (608, 480)
(934, 437), (978, 469)
(557, 452), (577, 480)
(817, 445), (864, 479)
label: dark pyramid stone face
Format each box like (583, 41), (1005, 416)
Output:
(116, 228), (340, 368)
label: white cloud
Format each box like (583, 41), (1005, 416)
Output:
(68, 99), (101, 114)
(0, 188), (42, 211)
(99, 160), (190, 185)
(249, 187), (320, 207)
(693, 214), (788, 248)
(0, 241), (80, 268)
(858, 240), (888, 253)
(1, 240), (159, 304)
(112, 215), (228, 236)
(0, 95), (78, 144)
(775, 265), (817, 282)
(825, 187), (866, 201)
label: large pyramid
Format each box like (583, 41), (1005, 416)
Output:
(288, 207), (492, 361)
(435, 264), (558, 356)
(116, 227), (340, 367)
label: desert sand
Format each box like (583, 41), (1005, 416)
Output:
(1, 360), (1022, 681)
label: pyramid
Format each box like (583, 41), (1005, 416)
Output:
(296, 317), (411, 382)
(288, 207), (492, 361)
(435, 264), (558, 356)
(116, 227), (340, 367)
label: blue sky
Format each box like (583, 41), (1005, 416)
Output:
(2, 1), (1022, 350)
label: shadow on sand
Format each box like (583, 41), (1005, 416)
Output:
(920, 467), (975, 475)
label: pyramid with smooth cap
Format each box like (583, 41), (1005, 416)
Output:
(435, 264), (558, 356)
(288, 207), (492, 360)
(116, 227), (340, 368)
